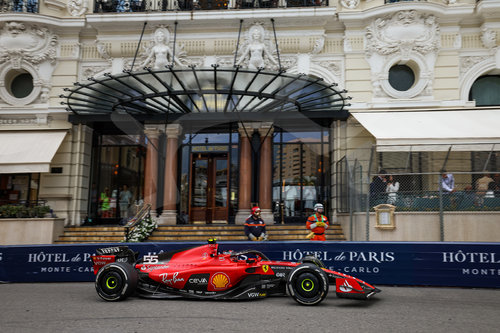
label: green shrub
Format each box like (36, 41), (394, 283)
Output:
(0, 205), (51, 218)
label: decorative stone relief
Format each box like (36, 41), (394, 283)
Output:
(215, 56), (234, 68)
(318, 60), (341, 79)
(235, 23), (278, 70)
(365, 10), (440, 99)
(141, 26), (188, 69)
(67, 0), (88, 16)
(81, 65), (109, 79)
(310, 35), (325, 55)
(0, 22), (58, 105)
(0, 22), (58, 66)
(280, 56), (297, 70)
(340, 0), (359, 9)
(459, 56), (490, 78)
(481, 29), (497, 49)
(95, 40), (112, 61)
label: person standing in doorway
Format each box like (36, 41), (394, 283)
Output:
(119, 184), (133, 220)
(306, 203), (329, 241)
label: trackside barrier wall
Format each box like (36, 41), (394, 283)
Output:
(0, 242), (499, 288)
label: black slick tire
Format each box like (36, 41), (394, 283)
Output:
(286, 263), (329, 306)
(95, 262), (138, 301)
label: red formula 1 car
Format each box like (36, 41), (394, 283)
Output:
(91, 239), (380, 305)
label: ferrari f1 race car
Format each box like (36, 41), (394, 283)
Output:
(91, 239), (380, 305)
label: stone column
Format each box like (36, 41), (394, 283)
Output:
(160, 124), (182, 225)
(143, 126), (161, 213)
(258, 123), (274, 224)
(234, 124), (254, 224)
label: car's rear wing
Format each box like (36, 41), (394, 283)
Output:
(91, 246), (138, 274)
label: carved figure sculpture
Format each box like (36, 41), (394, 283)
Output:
(236, 24), (277, 70)
(340, 0), (359, 9)
(142, 27), (182, 69)
(67, 0), (88, 16)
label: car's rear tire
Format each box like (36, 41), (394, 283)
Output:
(95, 262), (137, 301)
(287, 264), (328, 306)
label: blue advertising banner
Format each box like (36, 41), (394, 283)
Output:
(0, 241), (499, 288)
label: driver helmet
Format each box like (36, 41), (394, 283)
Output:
(314, 203), (324, 212)
(251, 206), (261, 216)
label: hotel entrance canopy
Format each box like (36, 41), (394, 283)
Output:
(352, 110), (500, 152)
(64, 66), (350, 125)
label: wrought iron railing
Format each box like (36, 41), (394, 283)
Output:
(0, 0), (39, 13)
(385, 0), (426, 3)
(94, 0), (327, 13)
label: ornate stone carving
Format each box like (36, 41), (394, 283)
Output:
(460, 56), (490, 77)
(95, 40), (111, 61)
(82, 65), (109, 79)
(364, 10), (440, 99)
(318, 61), (341, 78)
(311, 35), (325, 55)
(340, 0), (359, 9)
(235, 23), (278, 70)
(366, 10), (440, 58)
(67, 0), (88, 16)
(481, 29), (497, 49)
(141, 26), (188, 69)
(0, 22), (58, 67)
(280, 56), (297, 70)
(215, 56), (234, 68)
(0, 22), (58, 105)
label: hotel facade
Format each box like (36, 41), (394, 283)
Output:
(1, 0), (499, 242)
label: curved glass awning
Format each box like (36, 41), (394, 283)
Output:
(63, 66), (351, 122)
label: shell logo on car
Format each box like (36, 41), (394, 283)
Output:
(211, 272), (230, 289)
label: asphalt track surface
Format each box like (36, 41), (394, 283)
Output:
(0, 283), (498, 333)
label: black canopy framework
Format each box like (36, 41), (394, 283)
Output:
(63, 66), (351, 125)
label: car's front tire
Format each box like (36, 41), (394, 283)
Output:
(95, 262), (137, 301)
(287, 264), (328, 305)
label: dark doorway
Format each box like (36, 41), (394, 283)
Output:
(189, 153), (229, 223)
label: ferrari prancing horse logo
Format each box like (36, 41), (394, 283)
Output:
(262, 265), (269, 273)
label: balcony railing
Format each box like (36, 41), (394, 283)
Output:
(385, 0), (426, 3)
(0, 0), (38, 12)
(94, 0), (327, 13)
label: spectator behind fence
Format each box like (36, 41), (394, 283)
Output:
(492, 174), (500, 196)
(370, 170), (387, 205)
(485, 182), (496, 198)
(386, 175), (400, 205)
(439, 172), (455, 193)
(476, 173), (494, 197)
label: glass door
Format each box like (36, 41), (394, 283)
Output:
(190, 153), (229, 223)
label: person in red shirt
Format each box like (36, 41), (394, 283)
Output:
(306, 203), (329, 241)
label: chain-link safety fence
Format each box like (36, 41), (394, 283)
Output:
(336, 144), (500, 214)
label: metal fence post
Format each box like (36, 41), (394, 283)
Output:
(365, 145), (375, 241)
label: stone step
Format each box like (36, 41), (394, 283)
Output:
(64, 227), (126, 232)
(55, 224), (346, 243)
(61, 231), (126, 236)
(151, 230), (344, 236)
(147, 234), (346, 241)
(56, 236), (125, 242)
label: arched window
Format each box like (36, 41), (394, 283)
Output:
(469, 75), (500, 106)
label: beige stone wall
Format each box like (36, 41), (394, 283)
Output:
(338, 211), (500, 242)
(0, 218), (65, 245)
